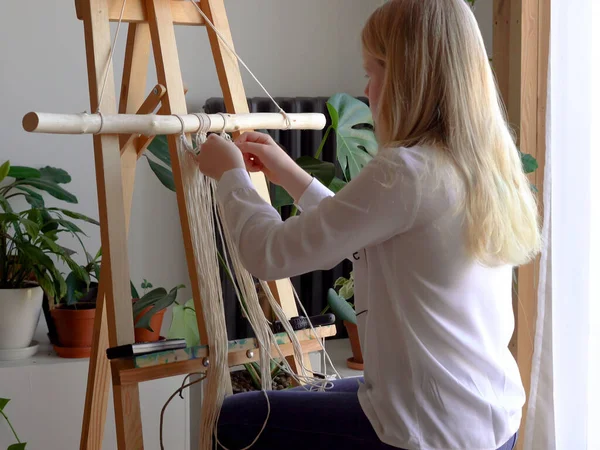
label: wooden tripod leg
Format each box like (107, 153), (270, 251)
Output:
(144, 0), (210, 348)
(80, 279), (109, 450)
(201, 0), (313, 380)
(79, 21), (151, 450)
(80, 1), (144, 448)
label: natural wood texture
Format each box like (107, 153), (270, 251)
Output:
(135, 85), (188, 157)
(80, 280), (109, 450)
(83, 0), (135, 349)
(75, 0), (205, 25)
(145, 0), (210, 348)
(22, 111), (326, 135)
(80, 1), (143, 448)
(113, 384), (144, 449)
(114, 326), (336, 385)
(493, 0), (549, 448)
(201, 0), (311, 377)
(80, 23), (152, 450)
(120, 84), (166, 156)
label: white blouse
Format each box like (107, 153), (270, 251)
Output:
(216, 145), (525, 450)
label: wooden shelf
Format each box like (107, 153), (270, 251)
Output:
(113, 325), (337, 385)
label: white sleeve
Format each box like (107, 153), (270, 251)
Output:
(215, 150), (421, 281)
(295, 177), (334, 212)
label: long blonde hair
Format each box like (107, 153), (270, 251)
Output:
(361, 0), (541, 267)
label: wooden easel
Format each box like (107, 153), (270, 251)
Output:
(67, 1), (336, 448)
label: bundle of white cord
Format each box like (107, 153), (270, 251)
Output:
(177, 130), (341, 449)
(177, 134), (230, 450)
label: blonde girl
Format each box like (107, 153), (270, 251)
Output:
(196, 0), (541, 448)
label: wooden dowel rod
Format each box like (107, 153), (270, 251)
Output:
(22, 111), (326, 135)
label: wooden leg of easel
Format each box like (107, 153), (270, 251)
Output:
(80, 282), (109, 450)
(81, 1), (144, 448)
(79, 20), (151, 450)
(201, 0), (313, 381)
(145, 0), (211, 349)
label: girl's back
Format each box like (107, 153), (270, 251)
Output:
(352, 144), (525, 449)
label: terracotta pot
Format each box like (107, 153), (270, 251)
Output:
(51, 303), (96, 358)
(344, 320), (364, 370)
(133, 303), (166, 343)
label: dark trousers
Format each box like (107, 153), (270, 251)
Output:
(216, 376), (518, 450)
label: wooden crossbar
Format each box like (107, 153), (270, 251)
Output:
(74, 0), (206, 25)
(112, 325), (336, 385)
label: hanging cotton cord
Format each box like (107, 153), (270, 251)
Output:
(177, 134), (231, 450)
(96, 0), (128, 113)
(186, 0), (291, 129)
(160, 373), (206, 450)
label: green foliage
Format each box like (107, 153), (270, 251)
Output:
(0, 398), (27, 449)
(326, 93), (378, 180)
(334, 271), (354, 300)
(63, 247), (101, 306)
(0, 161), (98, 304)
(166, 298), (200, 346)
(326, 288), (356, 325)
(132, 282), (185, 331)
(274, 93), (378, 211)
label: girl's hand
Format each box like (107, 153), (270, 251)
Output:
(235, 131), (312, 202)
(234, 131), (295, 186)
(195, 134), (245, 181)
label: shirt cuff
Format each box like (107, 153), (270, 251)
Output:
(296, 177), (334, 212)
(216, 168), (255, 205)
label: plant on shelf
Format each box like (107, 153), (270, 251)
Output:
(131, 279), (185, 343)
(0, 160), (98, 360)
(0, 397), (27, 449)
(48, 247), (101, 358)
(326, 272), (363, 370)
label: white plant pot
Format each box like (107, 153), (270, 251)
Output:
(0, 286), (43, 350)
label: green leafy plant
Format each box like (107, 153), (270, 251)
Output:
(272, 93), (378, 213)
(61, 247), (101, 306)
(0, 161), (98, 302)
(326, 272), (357, 325)
(131, 280), (185, 331)
(167, 298), (200, 346)
(0, 398), (27, 449)
(244, 360), (285, 390)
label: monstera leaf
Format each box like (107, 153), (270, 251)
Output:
(326, 93), (378, 181)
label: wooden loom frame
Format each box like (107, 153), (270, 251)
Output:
(43, 1), (338, 448)
(492, 0), (550, 448)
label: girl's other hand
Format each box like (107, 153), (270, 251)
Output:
(235, 131), (295, 186)
(195, 133), (245, 181)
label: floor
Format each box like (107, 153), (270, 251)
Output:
(309, 337), (363, 380)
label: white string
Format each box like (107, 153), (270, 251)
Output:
(96, 0), (128, 113)
(186, 0), (291, 129)
(215, 391), (271, 450)
(177, 136), (230, 450)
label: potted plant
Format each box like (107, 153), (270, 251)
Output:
(0, 161), (97, 360)
(325, 272), (363, 370)
(49, 247), (101, 358)
(131, 279), (185, 343)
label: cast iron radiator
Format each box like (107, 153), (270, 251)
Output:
(203, 96), (367, 340)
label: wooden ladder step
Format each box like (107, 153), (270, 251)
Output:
(112, 325), (337, 385)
